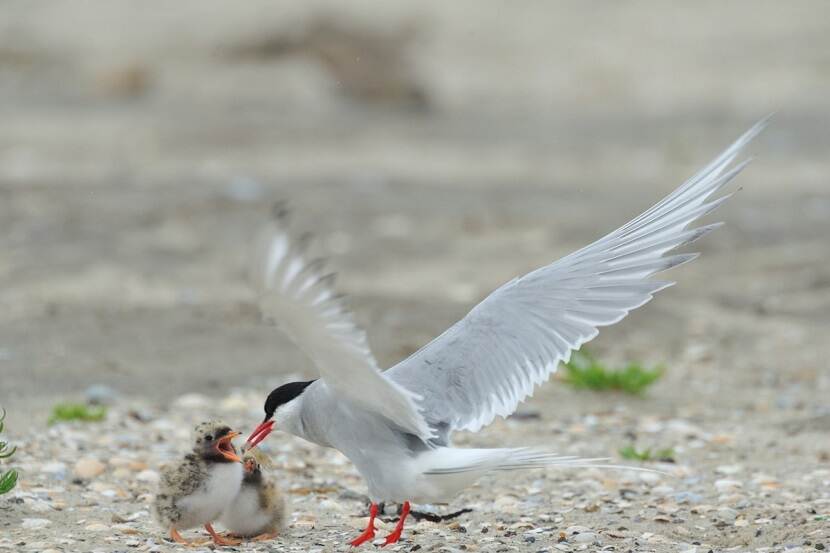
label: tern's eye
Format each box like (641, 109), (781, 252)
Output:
(205, 434), (213, 441)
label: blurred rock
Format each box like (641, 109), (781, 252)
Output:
(94, 63), (151, 98)
(73, 457), (107, 479)
(226, 16), (429, 109)
(85, 384), (118, 406)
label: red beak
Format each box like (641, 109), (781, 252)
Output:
(246, 420), (275, 450)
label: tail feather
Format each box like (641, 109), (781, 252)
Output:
(422, 447), (660, 475)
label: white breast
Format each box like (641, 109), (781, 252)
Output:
(177, 462), (243, 529)
(219, 484), (272, 537)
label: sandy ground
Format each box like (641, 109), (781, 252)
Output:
(0, 2), (829, 552)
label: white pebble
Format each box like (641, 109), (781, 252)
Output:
(714, 479), (742, 492)
(40, 462), (67, 476)
(172, 393), (210, 409)
(136, 469), (160, 483)
(21, 518), (51, 529)
(572, 532), (600, 544)
(715, 464), (742, 475)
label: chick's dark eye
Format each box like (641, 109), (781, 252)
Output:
(205, 434), (213, 441)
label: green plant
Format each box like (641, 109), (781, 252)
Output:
(0, 408), (18, 495)
(619, 444), (676, 463)
(48, 403), (107, 425)
(563, 349), (663, 394)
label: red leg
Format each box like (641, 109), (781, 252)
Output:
(349, 502), (379, 547)
(204, 523), (241, 546)
(382, 501), (411, 546)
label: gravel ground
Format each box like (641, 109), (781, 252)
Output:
(1, 387), (828, 553)
(1, 2), (829, 552)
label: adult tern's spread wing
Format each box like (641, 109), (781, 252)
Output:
(255, 209), (432, 439)
(386, 119), (767, 434)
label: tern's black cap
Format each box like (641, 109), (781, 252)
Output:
(264, 380), (316, 420)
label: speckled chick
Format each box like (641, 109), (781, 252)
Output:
(219, 449), (286, 540)
(152, 420), (244, 546)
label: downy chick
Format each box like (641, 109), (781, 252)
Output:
(152, 420), (244, 546)
(219, 449), (286, 540)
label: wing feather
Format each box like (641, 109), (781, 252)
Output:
(254, 212), (432, 439)
(386, 118), (768, 433)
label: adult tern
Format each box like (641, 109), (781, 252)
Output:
(246, 120), (767, 546)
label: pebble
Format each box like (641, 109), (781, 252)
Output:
(675, 491), (703, 504)
(172, 393), (210, 409)
(652, 485), (675, 496)
(717, 507), (738, 522)
(136, 469), (160, 484)
(715, 464), (742, 475)
(85, 384), (118, 405)
(40, 462), (68, 476)
(714, 479), (742, 492)
(571, 532), (600, 544)
(73, 457), (107, 479)
(21, 518), (51, 529)
(84, 523), (109, 532)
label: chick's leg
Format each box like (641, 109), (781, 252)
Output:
(204, 523), (242, 546)
(170, 527), (209, 546)
(251, 532), (279, 541)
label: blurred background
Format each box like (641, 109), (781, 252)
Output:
(1, 1), (828, 427)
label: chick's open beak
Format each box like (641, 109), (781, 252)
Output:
(216, 431), (242, 463)
(246, 420), (275, 450)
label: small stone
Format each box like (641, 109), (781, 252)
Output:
(674, 491), (703, 504)
(26, 499), (54, 513)
(715, 464), (742, 475)
(638, 471), (661, 484)
(219, 392), (251, 412)
(172, 393), (210, 409)
(73, 457), (107, 479)
(85, 522), (109, 532)
(128, 461), (148, 471)
(293, 514), (316, 530)
(717, 507), (738, 522)
(224, 176), (265, 202)
(85, 384), (118, 405)
(652, 485), (675, 496)
(136, 469), (160, 484)
(21, 518), (51, 529)
(572, 532), (600, 544)
(41, 462), (68, 476)
(493, 496), (520, 510)
(714, 479), (742, 492)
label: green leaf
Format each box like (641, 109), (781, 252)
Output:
(619, 444), (675, 463)
(48, 404), (107, 425)
(0, 444), (16, 459)
(563, 349), (663, 395)
(0, 470), (17, 494)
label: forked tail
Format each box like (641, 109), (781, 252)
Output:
(421, 447), (657, 475)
